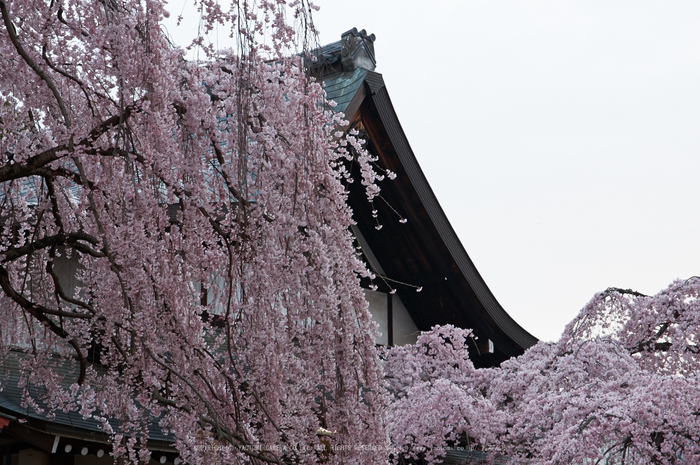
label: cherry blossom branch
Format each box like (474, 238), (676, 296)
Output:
(0, 264), (87, 383)
(0, 103), (140, 183)
(604, 287), (648, 298)
(41, 44), (99, 117)
(56, 7), (89, 38)
(43, 176), (65, 232)
(46, 247), (97, 314)
(210, 138), (251, 207)
(37, 168), (85, 191)
(71, 156), (133, 315)
(0, 0), (71, 128)
(1, 231), (101, 262)
(144, 346), (285, 464)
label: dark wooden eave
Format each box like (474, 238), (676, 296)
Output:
(318, 62), (538, 367)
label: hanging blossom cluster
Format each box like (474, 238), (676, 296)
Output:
(385, 279), (700, 464)
(0, 0), (388, 463)
(383, 326), (504, 464)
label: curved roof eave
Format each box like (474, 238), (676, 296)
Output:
(345, 70), (539, 354)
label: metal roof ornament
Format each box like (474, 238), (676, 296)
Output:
(340, 28), (376, 72)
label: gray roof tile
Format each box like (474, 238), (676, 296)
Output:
(323, 68), (368, 115)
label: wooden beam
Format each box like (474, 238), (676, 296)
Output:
(387, 293), (393, 347)
(3, 421), (56, 453)
(477, 339), (494, 355)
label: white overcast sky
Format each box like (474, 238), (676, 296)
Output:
(164, 1), (700, 342)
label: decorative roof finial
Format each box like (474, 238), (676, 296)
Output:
(340, 27), (376, 72)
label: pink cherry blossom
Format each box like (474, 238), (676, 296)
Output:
(386, 280), (700, 464)
(0, 1), (387, 462)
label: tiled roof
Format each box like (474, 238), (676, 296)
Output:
(322, 68), (368, 115)
(0, 353), (172, 443)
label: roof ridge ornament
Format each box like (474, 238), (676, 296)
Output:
(340, 27), (376, 72)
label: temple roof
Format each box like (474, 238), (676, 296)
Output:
(315, 29), (538, 366)
(0, 353), (174, 452)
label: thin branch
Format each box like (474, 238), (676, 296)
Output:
(57, 7), (89, 37)
(1, 231), (100, 262)
(0, 0), (71, 128)
(143, 346), (284, 463)
(0, 103), (140, 184)
(41, 43), (98, 117)
(0, 264), (86, 384)
(0, 144), (72, 183)
(44, 176), (66, 233)
(47, 248), (96, 314)
(604, 287), (648, 298)
(36, 166), (84, 187)
(210, 138), (251, 207)
(577, 415), (597, 434)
